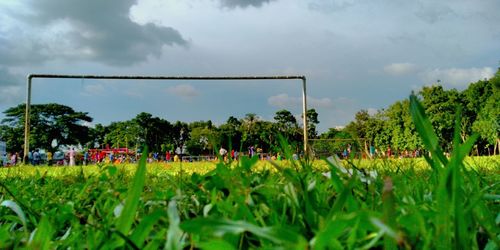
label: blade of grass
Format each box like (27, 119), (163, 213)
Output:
(116, 146), (148, 236)
(323, 156), (345, 193)
(181, 218), (306, 247)
(382, 177), (398, 250)
(409, 94), (448, 167)
(165, 200), (184, 250)
(29, 216), (53, 249)
(449, 107), (468, 249)
(327, 172), (357, 218)
(130, 210), (165, 248)
(0, 200), (28, 231)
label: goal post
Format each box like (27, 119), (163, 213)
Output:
(23, 74), (309, 163)
(308, 138), (368, 159)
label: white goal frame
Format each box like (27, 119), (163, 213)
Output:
(23, 74), (309, 163)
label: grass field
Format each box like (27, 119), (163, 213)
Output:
(0, 96), (498, 249)
(0, 155), (498, 249)
(1, 156), (498, 178)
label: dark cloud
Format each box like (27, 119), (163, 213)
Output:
(0, 67), (19, 87)
(0, 35), (49, 66)
(5, 0), (187, 66)
(0, 67), (23, 104)
(218, 0), (276, 9)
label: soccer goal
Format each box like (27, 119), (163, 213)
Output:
(23, 74), (309, 163)
(309, 138), (368, 159)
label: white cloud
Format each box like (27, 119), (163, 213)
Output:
(82, 121), (94, 128)
(310, 97), (333, 108)
(419, 67), (494, 87)
(384, 63), (417, 76)
(268, 93), (332, 108)
(367, 108), (377, 116)
(81, 83), (105, 96)
(268, 94), (300, 107)
(167, 84), (199, 98)
(123, 89), (144, 98)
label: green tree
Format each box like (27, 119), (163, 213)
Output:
(419, 85), (461, 151)
(471, 75), (500, 155)
(88, 123), (108, 149)
(305, 109), (320, 139)
(219, 116), (242, 151)
(103, 120), (141, 149)
(385, 100), (421, 153)
(0, 125), (23, 153)
(370, 111), (391, 152)
(1, 103), (93, 153)
(274, 109), (299, 141)
(132, 112), (173, 152)
(462, 79), (494, 141)
(172, 121), (190, 154)
(240, 113), (260, 149)
(344, 109), (370, 140)
(185, 120), (219, 155)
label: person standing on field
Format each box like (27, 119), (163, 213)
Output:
(219, 147), (227, 160)
(83, 150), (89, 165)
(47, 151), (52, 166)
(69, 147), (75, 166)
(33, 149), (41, 165)
(166, 151), (171, 162)
(10, 152), (17, 166)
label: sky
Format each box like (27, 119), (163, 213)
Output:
(0, 0), (499, 132)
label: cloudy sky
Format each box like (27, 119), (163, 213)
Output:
(1, 0), (499, 132)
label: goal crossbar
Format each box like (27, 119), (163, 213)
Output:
(23, 74), (309, 163)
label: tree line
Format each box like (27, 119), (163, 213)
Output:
(1, 68), (498, 156)
(0, 103), (319, 156)
(319, 68), (499, 156)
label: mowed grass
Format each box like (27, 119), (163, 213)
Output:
(1, 153), (497, 182)
(0, 96), (498, 249)
(0, 155), (498, 177)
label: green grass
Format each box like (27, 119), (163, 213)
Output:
(0, 96), (498, 249)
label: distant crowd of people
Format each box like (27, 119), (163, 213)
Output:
(339, 144), (422, 159)
(1, 143), (430, 167)
(1, 152), (19, 167)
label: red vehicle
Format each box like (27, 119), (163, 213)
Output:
(88, 148), (136, 163)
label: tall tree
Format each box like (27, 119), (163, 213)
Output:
(185, 120), (219, 155)
(472, 71), (500, 155)
(305, 109), (320, 139)
(420, 85), (461, 151)
(132, 112), (173, 152)
(1, 103), (93, 153)
(274, 109), (299, 141)
(103, 120), (141, 149)
(172, 121), (190, 153)
(219, 116), (242, 150)
(344, 109), (370, 139)
(240, 113), (260, 148)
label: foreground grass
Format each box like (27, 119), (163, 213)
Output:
(0, 155), (498, 249)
